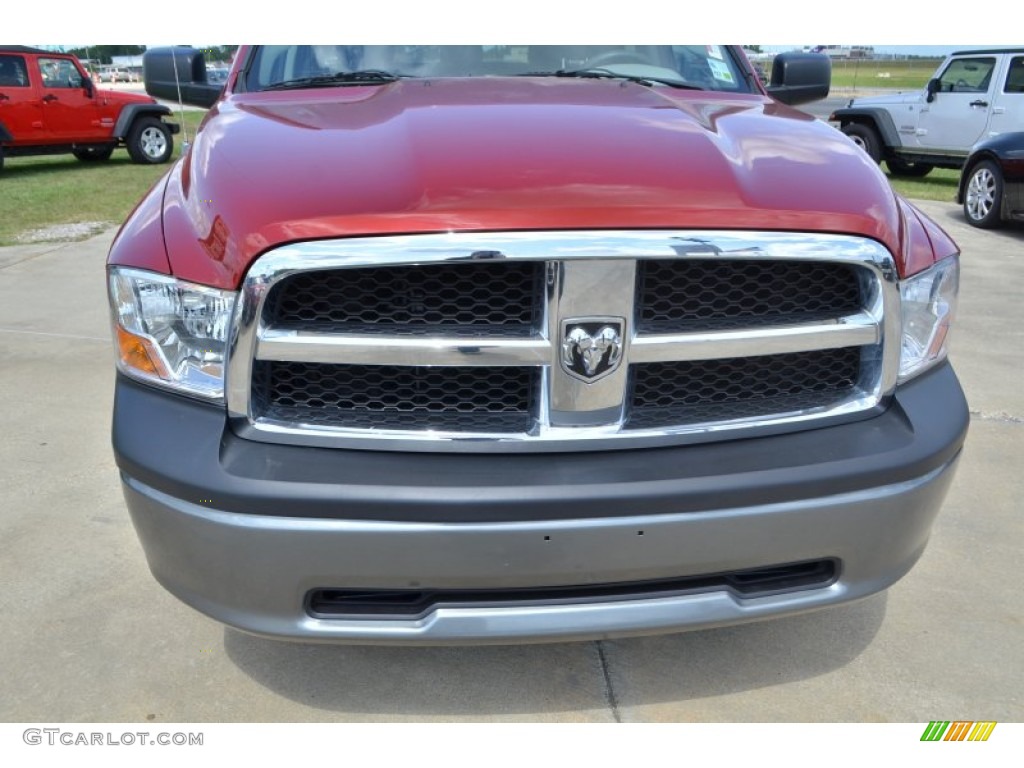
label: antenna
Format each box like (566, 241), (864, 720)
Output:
(170, 47), (191, 153)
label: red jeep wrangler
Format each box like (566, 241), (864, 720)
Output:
(109, 46), (967, 644)
(0, 46), (178, 171)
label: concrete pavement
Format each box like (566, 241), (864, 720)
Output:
(0, 205), (1020, 722)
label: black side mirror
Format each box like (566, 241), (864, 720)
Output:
(143, 47), (223, 109)
(926, 78), (940, 103)
(83, 76), (94, 98)
(766, 52), (831, 106)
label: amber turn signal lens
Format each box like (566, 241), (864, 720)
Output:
(116, 326), (169, 379)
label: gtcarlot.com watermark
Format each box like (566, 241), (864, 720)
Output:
(23, 728), (203, 747)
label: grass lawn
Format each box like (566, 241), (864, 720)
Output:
(887, 167), (961, 204)
(0, 110), (206, 246)
(829, 58), (943, 91)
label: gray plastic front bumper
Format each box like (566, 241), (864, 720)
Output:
(115, 364), (968, 644)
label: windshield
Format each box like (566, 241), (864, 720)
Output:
(244, 46), (754, 94)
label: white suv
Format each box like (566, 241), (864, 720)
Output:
(831, 48), (1024, 177)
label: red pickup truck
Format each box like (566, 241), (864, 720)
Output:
(0, 46), (177, 170)
(108, 46), (967, 644)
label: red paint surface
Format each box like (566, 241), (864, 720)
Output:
(106, 174), (171, 274)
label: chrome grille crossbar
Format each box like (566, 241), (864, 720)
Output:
(255, 311), (879, 367)
(629, 312), (880, 363)
(257, 331), (552, 367)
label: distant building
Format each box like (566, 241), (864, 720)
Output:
(742, 47), (774, 63)
(811, 46), (875, 60)
(111, 55), (144, 68)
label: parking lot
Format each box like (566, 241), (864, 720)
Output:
(0, 200), (1021, 722)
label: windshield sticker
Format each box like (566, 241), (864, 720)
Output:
(708, 59), (735, 83)
(706, 46), (724, 60)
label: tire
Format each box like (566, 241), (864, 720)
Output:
(886, 156), (934, 178)
(963, 160), (1004, 229)
(842, 123), (883, 164)
(0, 144), (4, 174)
(126, 117), (173, 164)
(73, 145), (115, 162)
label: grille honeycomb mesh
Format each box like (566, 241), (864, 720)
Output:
(627, 347), (862, 428)
(253, 362), (536, 432)
(263, 262), (542, 336)
(637, 260), (861, 332)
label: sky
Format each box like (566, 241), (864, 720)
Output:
(763, 46), (1007, 56)
(14, 0), (1021, 49)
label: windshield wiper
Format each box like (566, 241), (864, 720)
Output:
(263, 70), (400, 91)
(519, 68), (703, 91)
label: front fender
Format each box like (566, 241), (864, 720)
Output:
(112, 104), (178, 138)
(830, 108), (902, 150)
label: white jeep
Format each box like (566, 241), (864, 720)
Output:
(830, 48), (1023, 177)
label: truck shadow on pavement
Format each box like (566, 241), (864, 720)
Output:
(223, 594), (885, 717)
(914, 202), (1024, 242)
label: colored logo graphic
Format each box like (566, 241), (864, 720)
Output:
(921, 721), (997, 741)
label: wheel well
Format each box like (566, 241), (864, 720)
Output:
(834, 109), (901, 151)
(113, 105), (172, 138)
(843, 117), (877, 130)
(957, 152), (996, 202)
(844, 119), (890, 150)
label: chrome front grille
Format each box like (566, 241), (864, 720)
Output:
(226, 231), (900, 453)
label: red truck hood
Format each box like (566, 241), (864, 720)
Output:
(161, 78), (912, 287)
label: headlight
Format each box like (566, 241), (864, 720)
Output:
(108, 267), (236, 400)
(898, 255), (958, 382)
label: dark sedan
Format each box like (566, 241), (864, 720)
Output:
(958, 133), (1024, 228)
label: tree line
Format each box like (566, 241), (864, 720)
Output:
(61, 45), (238, 64)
